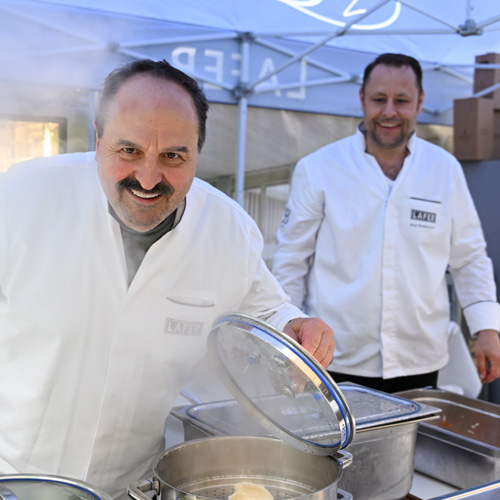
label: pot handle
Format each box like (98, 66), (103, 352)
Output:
(127, 477), (161, 500)
(334, 450), (353, 469)
(0, 485), (17, 500)
(337, 488), (353, 500)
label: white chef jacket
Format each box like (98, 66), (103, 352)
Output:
(273, 129), (500, 379)
(0, 152), (305, 498)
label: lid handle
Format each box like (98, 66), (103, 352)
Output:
(0, 485), (17, 500)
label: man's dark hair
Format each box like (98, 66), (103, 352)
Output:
(95, 59), (209, 152)
(361, 53), (423, 96)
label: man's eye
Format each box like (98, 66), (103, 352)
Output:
(122, 147), (136, 154)
(166, 152), (179, 159)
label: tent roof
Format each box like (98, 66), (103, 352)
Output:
(2, 1), (500, 117)
(1, 0), (500, 183)
(30, 0), (500, 65)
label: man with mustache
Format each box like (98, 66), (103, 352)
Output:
(0, 59), (334, 498)
(273, 53), (500, 393)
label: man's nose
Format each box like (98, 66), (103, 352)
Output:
(134, 156), (163, 190)
(381, 99), (397, 117)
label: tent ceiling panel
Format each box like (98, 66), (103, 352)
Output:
(37, 0), (500, 62)
(1, 0), (499, 123)
(1, 0), (499, 182)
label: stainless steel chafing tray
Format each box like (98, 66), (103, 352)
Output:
(174, 383), (439, 439)
(396, 388), (500, 490)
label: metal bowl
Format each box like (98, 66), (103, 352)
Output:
(0, 474), (113, 500)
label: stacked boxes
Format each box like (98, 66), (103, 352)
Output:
(473, 52), (500, 105)
(454, 53), (500, 161)
(454, 98), (494, 161)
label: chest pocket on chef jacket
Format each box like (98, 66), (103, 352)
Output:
(400, 196), (446, 245)
(164, 289), (218, 338)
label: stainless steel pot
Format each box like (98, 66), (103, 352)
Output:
(0, 474), (113, 500)
(128, 435), (352, 500)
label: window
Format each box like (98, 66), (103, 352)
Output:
(0, 115), (66, 173)
(209, 166), (293, 269)
(244, 183), (290, 268)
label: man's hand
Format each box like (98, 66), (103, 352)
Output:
(475, 329), (500, 384)
(283, 317), (335, 368)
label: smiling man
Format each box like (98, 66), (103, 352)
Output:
(273, 53), (500, 394)
(0, 59), (334, 499)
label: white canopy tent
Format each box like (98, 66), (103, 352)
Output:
(1, 0), (500, 202)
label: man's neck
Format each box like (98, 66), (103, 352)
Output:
(366, 139), (409, 181)
(374, 150), (407, 180)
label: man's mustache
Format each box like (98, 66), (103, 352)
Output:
(118, 177), (173, 196)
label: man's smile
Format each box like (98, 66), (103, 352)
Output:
(129, 188), (162, 199)
(377, 121), (400, 129)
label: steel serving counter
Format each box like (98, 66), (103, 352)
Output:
(396, 389), (500, 490)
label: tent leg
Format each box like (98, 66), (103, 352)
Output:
(88, 90), (99, 151)
(235, 95), (248, 206)
(234, 33), (251, 207)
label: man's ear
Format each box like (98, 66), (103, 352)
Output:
(93, 121), (99, 160)
(417, 90), (425, 114)
(359, 88), (365, 112)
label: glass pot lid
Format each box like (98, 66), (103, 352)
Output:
(207, 313), (356, 455)
(0, 475), (111, 500)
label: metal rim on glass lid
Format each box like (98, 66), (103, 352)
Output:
(207, 313), (355, 455)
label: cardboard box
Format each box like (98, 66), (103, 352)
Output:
(474, 53), (500, 106)
(453, 97), (494, 161)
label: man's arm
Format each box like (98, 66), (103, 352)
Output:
(240, 256), (335, 368)
(448, 165), (500, 382)
(272, 160), (324, 308)
(235, 205), (335, 368)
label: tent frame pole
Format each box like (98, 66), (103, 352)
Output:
(235, 96), (248, 206)
(234, 33), (252, 206)
(88, 90), (99, 151)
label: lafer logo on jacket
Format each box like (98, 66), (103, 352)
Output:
(164, 318), (203, 336)
(411, 209), (436, 224)
(281, 207), (291, 225)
